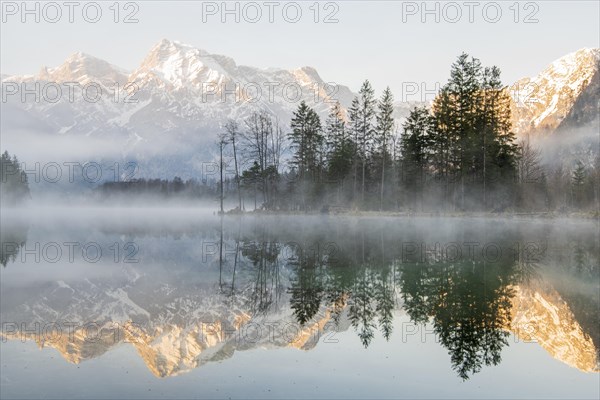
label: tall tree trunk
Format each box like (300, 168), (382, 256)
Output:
(380, 154), (385, 211)
(232, 136), (242, 211)
(220, 141), (224, 214)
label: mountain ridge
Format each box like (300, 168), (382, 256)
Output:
(2, 41), (598, 178)
(4, 40), (597, 136)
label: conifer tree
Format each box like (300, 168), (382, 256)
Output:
(401, 106), (434, 209)
(572, 161), (586, 208)
(374, 87), (395, 210)
(289, 101), (323, 208)
(479, 66), (517, 208)
(290, 101), (323, 180)
(430, 54), (518, 210)
(325, 101), (354, 198)
(349, 80), (376, 206)
(348, 97), (361, 202)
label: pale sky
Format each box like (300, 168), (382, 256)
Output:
(1, 1), (599, 96)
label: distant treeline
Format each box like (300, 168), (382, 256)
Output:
(0, 151), (30, 206)
(96, 177), (216, 200)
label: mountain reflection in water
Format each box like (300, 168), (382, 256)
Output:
(1, 212), (598, 380)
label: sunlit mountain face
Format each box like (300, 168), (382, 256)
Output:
(2, 212), (598, 383)
(509, 48), (600, 136)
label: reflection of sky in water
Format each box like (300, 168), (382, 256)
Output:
(1, 209), (599, 399)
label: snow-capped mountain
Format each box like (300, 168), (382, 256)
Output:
(509, 48), (600, 136)
(3, 39), (354, 140)
(3, 52), (130, 138)
(1, 41), (598, 178)
(1, 39), (360, 177)
(37, 51), (129, 87)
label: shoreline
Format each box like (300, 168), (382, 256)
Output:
(221, 209), (600, 220)
(2, 206), (598, 220)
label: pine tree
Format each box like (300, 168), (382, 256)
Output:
(431, 88), (456, 208)
(401, 106), (434, 209)
(348, 97), (361, 203)
(290, 101), (323, 180)
(349, 80), (376, 206)
(374, 87), (395, 210)
(325, 101), (346, 153)
(289, 101), (323, 208)
(572, 161), (586, 208)
(447, 53), (482, 209)
(430, 54), (518, 210)
(479, 66), (517, 209)
(325, 101), (354, 200)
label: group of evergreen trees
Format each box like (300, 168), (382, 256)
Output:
(214, 53), (598, 212)
(402, 55), (518, 211)
(285, 81), (400, 210)
(0, 151), (30, 206)
(96, 177), (215, 200)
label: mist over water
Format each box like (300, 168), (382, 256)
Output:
(1, 3), (599, 398)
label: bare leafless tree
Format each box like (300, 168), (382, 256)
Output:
(517, 135), (543, 184)
(225, 120), (242, 211)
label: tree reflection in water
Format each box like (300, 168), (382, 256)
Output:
(2, 216), (598, 379)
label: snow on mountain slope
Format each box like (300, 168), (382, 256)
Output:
(2, 39), (361, 176)
(132, 39), (225, 91)
(2, 42), (598, 177)
(40, 52), (129, 87)
(0, 40), (359, 178)
(5, 51), (128, 87)
(125, 39), (355, 127)
(2, 52), (130, 139)
(510, 48), (600, 136)
(556, 67), (600, 133)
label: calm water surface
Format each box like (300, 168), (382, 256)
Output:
(1, 208), (599, 399)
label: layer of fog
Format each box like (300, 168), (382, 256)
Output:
(528, 123), (600, 168)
